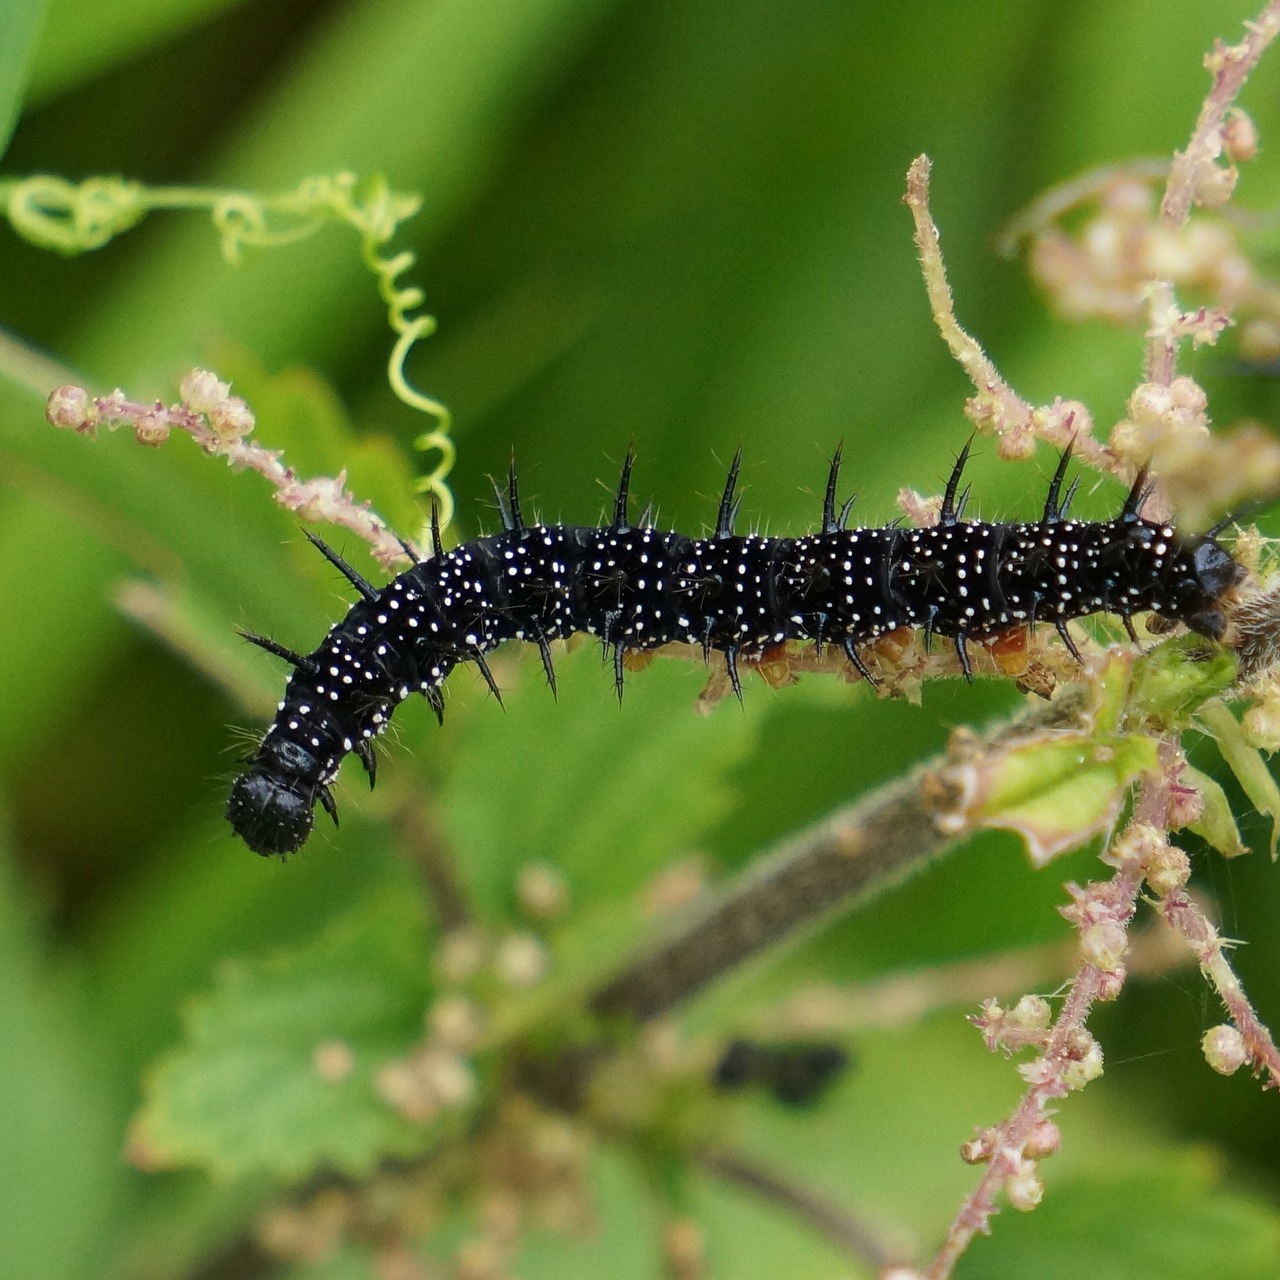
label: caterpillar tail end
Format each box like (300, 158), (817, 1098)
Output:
(226, 770), (315, 857)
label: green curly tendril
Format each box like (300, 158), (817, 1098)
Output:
(0, 171), (456, 528)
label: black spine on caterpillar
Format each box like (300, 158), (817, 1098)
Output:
(226, 448), (1243, 858)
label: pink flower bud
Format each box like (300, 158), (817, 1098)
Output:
(134, 412), (171, 447)
(1094, 966), (1126, 1003)
(1025, 1119), (1061, 1158)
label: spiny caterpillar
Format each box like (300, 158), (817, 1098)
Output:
(227, 445), (1242, 857)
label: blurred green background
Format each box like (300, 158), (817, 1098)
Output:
(3, 0), (1280, 1277)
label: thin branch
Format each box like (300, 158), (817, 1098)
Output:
(1146, 2), (1280, 388)
(1159, 888), (1280, 1087)
(1142, 278), (1181, 388)
(46, 377), (418, 572)
(750, 939), (1077, 1038)
(904, 155), (1119, 478)
(904, 158), (1033, 430)
(591, 688), (1091, 1023)
(696, 1146), (901, 1272)
(923, 952), (1122, 1280)
(924, 737), (1238, 1279)
(1160, 0), (1280, 230)
(994, 158), (1170, 259)
(750, 917), (1190, 1040)
(925, 803), (1159, 1280)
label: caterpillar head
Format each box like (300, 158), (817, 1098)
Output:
(226, 737), (334, 857)
(226, 769), (316, 857)
(1160, 533), (1245, 641)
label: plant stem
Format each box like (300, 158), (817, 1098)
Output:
(592, 689), (1090, 1023)
(697, 1146), (900, 1271)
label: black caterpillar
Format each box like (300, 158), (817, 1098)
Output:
(227, 445), (1242, 857)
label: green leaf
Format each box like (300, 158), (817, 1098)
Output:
(963, 732), (1160, 868)
(1184, 764), (1249, 859)
(0, 0), (46, 158)
(443, 644), (764, 917)
(1128, 639), (1238, 732)
(24, 0), (248, 107)
(1198, 700), (1280, 860)
(0, 492), (129, 770)
(0, 826), (120, 1279)
(971, 1152), (1280, 1279)
(131, 888), (440, 1181)
(695, 1019), (1280, 1279)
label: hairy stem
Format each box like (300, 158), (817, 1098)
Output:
(1160, 0), (1280, 229)
(592, 688), (1090, 1023)
(904, 155), (1117, 478)
(924, 952), (1121, 1280)
(903, 157), (1033, 429)
(696, 1146), (900, 1271)
(1160, 888), (1280, 1086)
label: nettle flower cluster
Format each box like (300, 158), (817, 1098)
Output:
(47, 370), (414, 573)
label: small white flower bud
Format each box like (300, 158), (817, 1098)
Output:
(311, 1038), (355, 1084)
(1243, 689), (1280, 753)
(1095, 967), (1126, 1003)
(1127, 382), (1174, 428)
(1143, 842), (1191, 897)
(1202, 1024), (1248, 1076)
(1168, 376), (1208, 415)
(1108, 416), (1146, 464)
(428, 995), (485, 1051)
(1080, 921), (1128, 971)
(179, 368), (231, 414)
(1109, 822), (1167, 871)
(420, 1048), (476, 1108)
(662, 1217), (705, 1280)
(996, 427), (1037, 461)
(1006, 1168), (1044, 1212)
(1063, 1039), (1104, 1090)
(453, 1237), (503, 1280)
(960, 1128), (997, 1164)
(46, 385), (98, 433)
(516, 861), (569, 920)
(494, 931), (550, 989)
(436, 927), (487, 983)
(1239, 319), (1280, 364)
(1222, 109), (1259, 163)
(134, 411), (172, 447)
(1193, 162), (1238, 208)
(1168, 780), (1204, 831)
(374, 1059), (439, 1125)
(1008, 994), (1052, 1032)
(209, 395), (255, 441)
